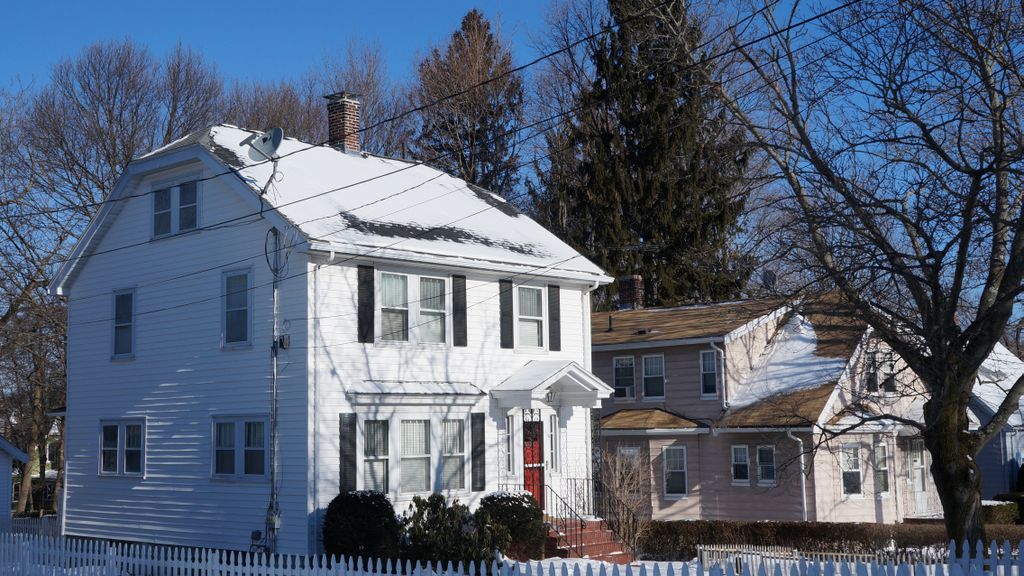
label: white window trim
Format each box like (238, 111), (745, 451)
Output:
(362, 420), (390, 493)
(151, 178), (201, 239)
(731, 444), (750, 485)
(547, 413), (560, 472)
(840, 443), (864, 499)
(641, 354), (666, 400)
(663, 445), (687, 499)
(377, 271), (451, 346)
(612, 356), (636, 400)
(874, 442), (890, 498)
(514, 284), (546, 351)
(221, 268), (254, 349)
(98, 419), (146, 478)
(111, 288), (136, 360)
(757, 445), (776, 486)
(210, 416), (269, 480)
(440, 419), (467, 492)
(700, 350), (720, 399)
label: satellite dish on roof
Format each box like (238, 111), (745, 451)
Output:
(251, 127), (284, 160)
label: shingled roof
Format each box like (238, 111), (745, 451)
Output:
(601, 408), (706, 430)
(592, 299), (784, 346)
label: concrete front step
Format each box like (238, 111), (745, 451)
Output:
(546, 520), (631, 561)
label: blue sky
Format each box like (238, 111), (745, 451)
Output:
(2, 1), (552, 88)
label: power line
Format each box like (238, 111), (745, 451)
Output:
(63, 0), (871, 330)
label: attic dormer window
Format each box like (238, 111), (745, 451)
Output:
(153, 181), (198, 237)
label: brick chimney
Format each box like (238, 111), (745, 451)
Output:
(325, 92), (361, 152)
(618, 275), (645, 310)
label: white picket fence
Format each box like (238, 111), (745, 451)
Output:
(0, 533), (1022, 576)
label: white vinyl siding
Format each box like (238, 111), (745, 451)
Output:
(222, 270), (251, 346)
(112, 290), (134, 358)
(212, 417), (267, 478)
(364, 420), (389, 492)
(664, 446), (687, 497)
(99, 420), (145, 476)
(841, 445), (862, 496)
(441, 419), (465, 491)
(517, 286), (544, 348)
(757, 445), (776, 485)
(152, 181), (199, 237)
(401, 420), (431, 493)
(731, 445), (749, 484)
(701, 350), (720, 397)
(613, 357), (635, 398)
(643, 355), (665, 398)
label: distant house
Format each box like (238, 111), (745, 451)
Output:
(50, 93), (613, 554)
(0, 435), (28, 532)
(592, 290), (1024, 523)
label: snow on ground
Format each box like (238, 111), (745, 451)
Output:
(511, 558), (699, 575)
(729, 314), (848, 410)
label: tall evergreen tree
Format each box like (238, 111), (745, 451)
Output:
(533, 0), (753, 307)
(411, 10), (524, 198)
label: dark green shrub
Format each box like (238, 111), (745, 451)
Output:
(322, 491), (401, 561)
(983, 502), (1019, 525)
(477, 492), (546, 560)
(402, 494), (510, 566)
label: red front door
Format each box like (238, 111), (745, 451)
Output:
(523, 421), (544, 508)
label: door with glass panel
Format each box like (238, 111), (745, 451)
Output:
(911, 439), (928, 513)
(523, 421), (545, 508)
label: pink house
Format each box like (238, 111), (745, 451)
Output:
(592, 295), (1024, 523)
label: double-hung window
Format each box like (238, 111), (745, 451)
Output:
(381, 273), (410, 341)
(517, 286), (544, 347)
(364, 420), (389, 492)
(223, 270), (251, 346)
(841, 445), (862, 496)
(153, 180), (199, 237)
(867, 351), (896, 393)
(613, 357), (635, 398)
(441, 419), (465, 490)
(99, 421), (145, 476)
(401, 420), (431, 493)
(880, 352), (896, 392)
(664, 446), (687, 497)
(643, 355), (665, 398)
(112, 290), (134, 357)
(419, 277), (446, 343)
(731, 445), (749, 483)
(213, 417), (267, 478)
(874, 444), (889, 494)
(757, 445), (776, 484)
(701, 350), (720, 397)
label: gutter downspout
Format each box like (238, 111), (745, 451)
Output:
(710, 341), (728, 411)
(787, 429), (808, 521)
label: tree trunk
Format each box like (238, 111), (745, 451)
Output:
(15, 446), (36, 514)
(924, 401), (985, 547)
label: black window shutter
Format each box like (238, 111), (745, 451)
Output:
(357, 265), (374, 343)
(548, 285), (561, 351)
(471, 413), (486, 491)
(453, 275), (468, 347)
(499, 280), (514, 349)
(339, 414), (357, 492)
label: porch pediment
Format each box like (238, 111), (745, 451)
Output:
(490, 360), (613, 410)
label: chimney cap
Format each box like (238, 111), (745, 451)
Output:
(324, 91), (362, 102)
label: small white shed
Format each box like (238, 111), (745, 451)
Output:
(0, 435), (29, 533)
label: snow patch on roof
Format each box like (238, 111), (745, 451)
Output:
(973, 342), (1024, 426)
(147, 124), (607, 280)
(730, 314), (849, 410)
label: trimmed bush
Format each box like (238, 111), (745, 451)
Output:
(983, 502), (1019, 525)
(638, 520), (1024, 561)
(402, 494), (510, 566)
(322, 491), (401, 561)
(477, 492), (546, 561)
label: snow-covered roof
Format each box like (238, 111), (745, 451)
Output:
(147, 125), (609, 282)
(972, 342), (1024, 427)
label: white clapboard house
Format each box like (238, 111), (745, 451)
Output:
(49, 93), (613, 554)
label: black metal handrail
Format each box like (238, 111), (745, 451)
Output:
(544, 483), (587, 556)
(567, 476), (643, 553)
